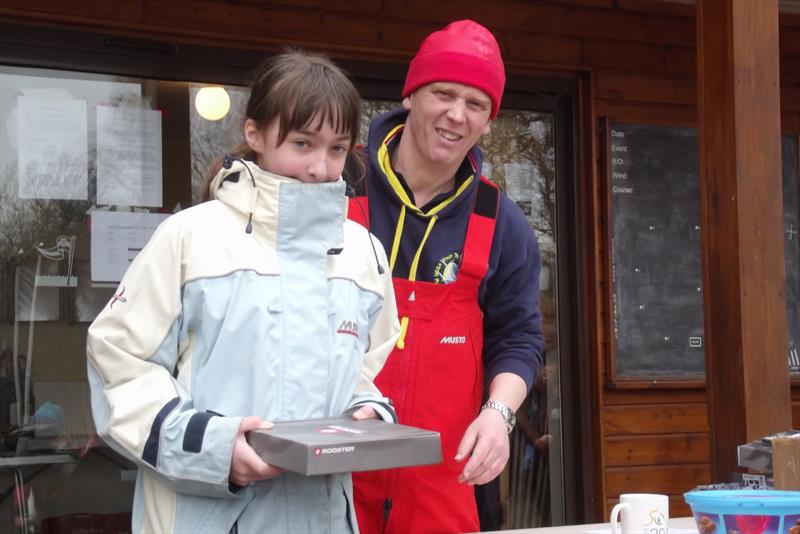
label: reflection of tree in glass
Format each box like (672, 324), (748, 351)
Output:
(0, 156), (89, 267)
(189, 86), (249, 205)
(480, 111), (557, 328)
(361, 101), (397, 146)
(96, 107), (157, 203)
(19, 152), (86, 201)
(480, 110), (555, 242)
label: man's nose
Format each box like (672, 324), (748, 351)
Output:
(446, 99), (467, 123)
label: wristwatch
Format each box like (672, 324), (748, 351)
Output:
(482, 400), (516, 433)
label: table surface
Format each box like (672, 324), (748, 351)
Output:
(484, 516), (698, 534)
(0, 453), (73, 467)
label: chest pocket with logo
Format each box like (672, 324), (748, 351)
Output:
(326, 279), (378, 405)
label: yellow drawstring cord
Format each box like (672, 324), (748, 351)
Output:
(389, 206), (406, 272)
(397, 317), (409, 350)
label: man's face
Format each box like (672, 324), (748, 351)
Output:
(402, 82), (493, 169)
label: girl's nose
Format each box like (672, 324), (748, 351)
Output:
(307, 152), (328, 181)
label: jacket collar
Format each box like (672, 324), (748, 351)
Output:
(209, 159), (346, 249)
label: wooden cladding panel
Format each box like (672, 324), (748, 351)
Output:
(603, 404), (709, 436)
(503, 34), (583, 66)
(615, 0), (694, 17)
(604, 388), (707, 406)
(89, 0), (142, 21)
(780, 55), (800, 85)
(0, 0), (143, 22)
(594, 100), (696, 124)
(782, 86), (800, 112)
(145, 1), (265, 35)
(596, 72), (695, 106)
(781, 26), (800, 55)
(605, 465), (711, 497)
(582, 41), (695, 77)
(486, 3), (696, 46)
(1, 0), (797, 92)
(783, 113), (800, 131)
(0, 0), (697, 47)
(793, 400), (800, 428)
(605, 496), (693, 520)
(605, 433), (710, 467)
(202, 0), (696, 46)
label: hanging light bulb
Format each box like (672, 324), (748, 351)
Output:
(195, 86), (230, 121)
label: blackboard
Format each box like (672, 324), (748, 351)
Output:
(608, 122), (705, 380)
(608, 123), (800, 382)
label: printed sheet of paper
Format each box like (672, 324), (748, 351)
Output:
(17, 96), (88, 200)
(90, 210), (170, 283)
(96, 105), (163, 207)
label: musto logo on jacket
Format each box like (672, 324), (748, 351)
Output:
(433, 252), (461, 284)
(337, 320), (359, 337)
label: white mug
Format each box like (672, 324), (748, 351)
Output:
(609, 493), (669, 534)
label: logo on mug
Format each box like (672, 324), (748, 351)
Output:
(643, 508), (667, 534)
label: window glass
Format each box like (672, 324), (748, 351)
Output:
(0, 65), (173, 530)
(0, 66), (564, 531)
(482, 110), (562, 528)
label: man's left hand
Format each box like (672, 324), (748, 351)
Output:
(454, 408), (510, 485)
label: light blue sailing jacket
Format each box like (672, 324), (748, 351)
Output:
(87, 160), (399, 533)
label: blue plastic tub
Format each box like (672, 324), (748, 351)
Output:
(683, 489), (800, 534)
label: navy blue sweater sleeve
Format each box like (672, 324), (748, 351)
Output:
(479, 194), (544, 391)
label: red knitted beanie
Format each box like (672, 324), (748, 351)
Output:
(402, 19), (506, 118)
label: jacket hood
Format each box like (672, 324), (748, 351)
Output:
(366, 108), (485, 220)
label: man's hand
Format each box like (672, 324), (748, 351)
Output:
(454, 408), (510, 486)
(230, 416), (285, 486)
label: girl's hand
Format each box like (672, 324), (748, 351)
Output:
(230, 416), (285, 486)
(350, 406), (378, 420)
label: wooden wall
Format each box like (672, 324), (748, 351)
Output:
(2, 0), (798, 522)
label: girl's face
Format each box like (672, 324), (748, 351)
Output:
(244, 115), (351, 183)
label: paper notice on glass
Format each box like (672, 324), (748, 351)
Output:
(96, 106), (163, 207)
(90, 210), (170, 283)
(17, 96), (88, 200)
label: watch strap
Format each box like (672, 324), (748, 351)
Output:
(482, 399), (516, 433)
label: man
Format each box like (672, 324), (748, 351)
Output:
(350, 19), (544, 533)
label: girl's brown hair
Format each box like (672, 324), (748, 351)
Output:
(200, 50), (363, 201)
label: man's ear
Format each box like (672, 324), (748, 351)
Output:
(243, 119), (264, 152)
(481, 119), (492, 137)
(402, 96), (412, 111)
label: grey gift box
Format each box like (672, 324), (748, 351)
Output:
(246, 417), (442, 476)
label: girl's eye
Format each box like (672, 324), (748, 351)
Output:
(293, 139), (309, 149)
(331, 145), (348, 154)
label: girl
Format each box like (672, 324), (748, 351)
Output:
(87, 51), (399, 534)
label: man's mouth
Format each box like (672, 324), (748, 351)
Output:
(436, 128), (462, 142)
